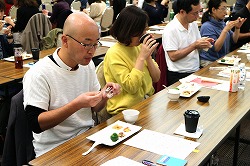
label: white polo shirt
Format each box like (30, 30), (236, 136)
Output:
(162, 16), (201, 73)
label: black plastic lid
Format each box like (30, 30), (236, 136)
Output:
(184, 110), (200, 118)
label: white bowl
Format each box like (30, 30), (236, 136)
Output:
(246, 54), (250, 61)
(122, 109), (140, 124)
(167, 89), (180, 101)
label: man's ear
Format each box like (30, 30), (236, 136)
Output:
(61, 35), (68, 47)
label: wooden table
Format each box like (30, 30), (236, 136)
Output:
(29, 49), (250, 166)
(0, 44), (112, 82)
(0, 76), (14, 85)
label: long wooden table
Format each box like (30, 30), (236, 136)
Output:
(29, 49), (250, 165)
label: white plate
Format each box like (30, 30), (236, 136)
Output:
(177, 83), (201, 97)
(87, 120), (142, 146)
(217, 57), (241, 65)
(3, 54), (32, 62)
(240, 43), (250, 50)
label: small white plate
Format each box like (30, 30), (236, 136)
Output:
(177, 83), (201, 98)
(217, 57), (241, 65)
(86, 120), (142, 146)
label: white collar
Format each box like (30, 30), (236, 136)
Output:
(52, 47), (73, 71)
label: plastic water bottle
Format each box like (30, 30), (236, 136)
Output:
(238, 63), (246, 90)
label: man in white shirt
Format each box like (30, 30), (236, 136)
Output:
(162, 0), (213, 86)
(23, 12), (120, 157)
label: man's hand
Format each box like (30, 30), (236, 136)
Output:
(194, 37), (214, 49)
(75, 91), (103, 108)
(102, 82), (121, 99)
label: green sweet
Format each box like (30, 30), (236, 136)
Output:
(110, 133), (119, 142)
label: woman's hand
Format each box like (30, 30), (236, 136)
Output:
(139, 34), (159, 60)
(234, 17), (247, 29)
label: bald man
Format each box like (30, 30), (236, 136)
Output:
(23, 12), (120, 157)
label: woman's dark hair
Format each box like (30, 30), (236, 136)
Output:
(110, 5), (148, 46)
(176, 0), (200, 13)
(0, 0), (6, 12)
(16, 0), (38, 7)
(201, 0), (227, 24)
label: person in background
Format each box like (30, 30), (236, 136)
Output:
(112, 0), (126, 22)
(80, 0), (88, 11)
(82, 0), (106, 23)
(142, 0), (169, 26)
(4, 0), (13, 15)
(232, 0), (248, 14)
(4, 0), (39, 32)
(200, 0), (245, 67)
(162, 0), (213, 86)
(231, 0), (250, 50)
(103, 5), (160, 115)
(0, 0), (13, 58)
(64, 0), (73, 6)
(23, 12), (120, 157)
(172, 0), (178, 15)
(42, 0), (70, 29)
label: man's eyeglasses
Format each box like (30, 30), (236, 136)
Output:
(189, 10), (202, 16)
(218, 7), (228, 11)
(66, 35), (101, 50)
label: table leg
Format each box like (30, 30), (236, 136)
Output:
(233, 125), (241, 166)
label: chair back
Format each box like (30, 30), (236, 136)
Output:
(153, 44), (168, 93)
(21, 13), (52, 53)
(41, 0), (52, 3)
(71, 0), (81, 10)
(9, 5), (18, 19)
(2, 90), (35, 165)
(94, 61), (112, 124)
(100, 7), (114, 32)
(39, 3), (53, 13)
(41, 28), (63, 50)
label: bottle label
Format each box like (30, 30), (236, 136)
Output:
(229, 68), (240, 92)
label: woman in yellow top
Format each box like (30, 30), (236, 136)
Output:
(103, 5), (160, 115)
